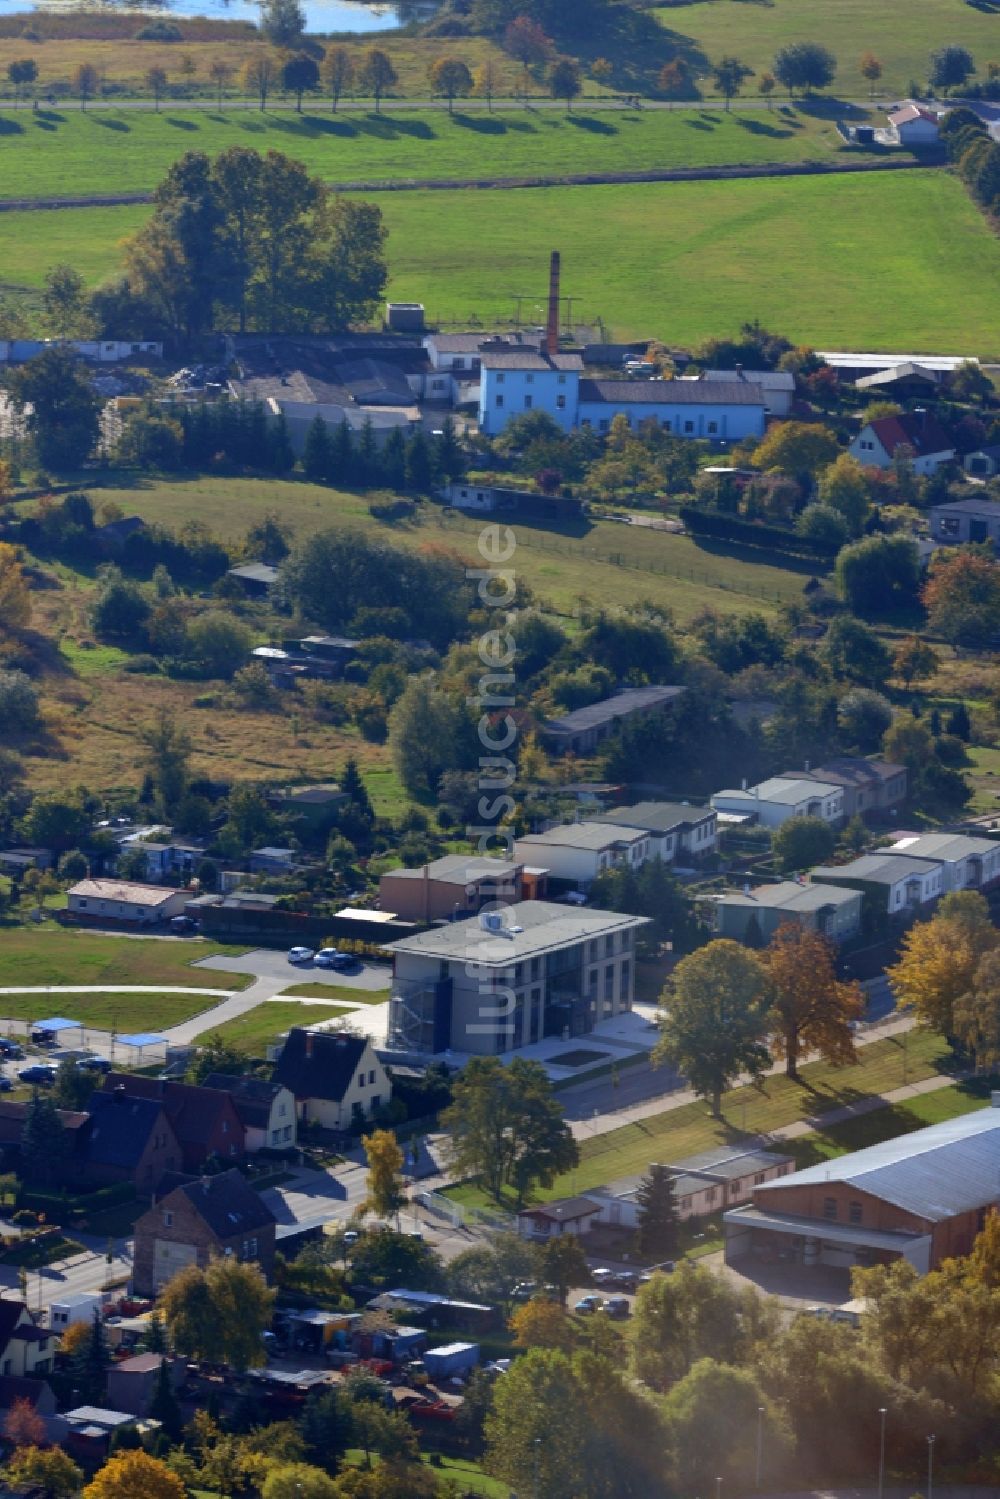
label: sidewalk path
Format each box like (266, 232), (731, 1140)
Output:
(567, 1011), (919, 1141)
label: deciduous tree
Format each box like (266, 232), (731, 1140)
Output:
(887, 890), (998, 1035)
(359, 1128), (406, 1223)
(753, 420), (838, 477)
(71, 62), (99, 109)
(541, 1234), (588, 1305)
(633, 1260), (777, 1388)
(763, 924), (863, 1079)
(893, 635), (939, 688)
(139, 708), (191, 818)
(429, 56), (473, 113)
(922, 549), (1000, 648)
(473, 56), (500, 110)
(357, 48), (397, 113)
(0, 544), (31, 634)
(930, 44), (975, 90)
(322, 44), (353, 110)
(243, 52), (276, 111)
(209, 58), (234, 107)
(282, 53), (319, 111)
(504, 15), (552, 93)
(4, 1397), (46, 1448)
(771, 814), (836, 874)
(860, 51), (882, 97)
(441, 1056), (578, 1203)
(145, 66), (168, 111)
(655, 941), (771, 1115)
(82, 1450), (185, 1499)
(509, 1297), (574, 1351)
(7, 58), (37, 107)
(953, 946), (1000, 1072)
(7, 347), (100, 471)
(160, 1259), (275, 1371)
(6, 1444), (82, 1497)
(773, 41), (836, 95)
(549, 57), (581, 109)
(712, 54), (753, 110)
(261, 0), (305, 47)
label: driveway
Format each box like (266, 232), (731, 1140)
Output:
(194, 949), (391, 993)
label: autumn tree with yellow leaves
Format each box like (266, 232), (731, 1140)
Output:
(887, 891), (998, 1037)
(763, 924), (864, 1080)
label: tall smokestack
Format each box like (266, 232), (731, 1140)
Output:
(546, 251), (560, 359)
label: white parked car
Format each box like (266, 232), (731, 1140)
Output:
(287, 946), (315, 964)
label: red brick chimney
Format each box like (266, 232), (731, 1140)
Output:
(545, 251), (560, 359)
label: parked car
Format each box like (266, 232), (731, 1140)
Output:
(590, 1268), (615, 1286)
(76, 1055), (112, 1073)
(0, 1078), (13, 1093)
(574, 1295), (602, 1315)
(603, 1297), (631, 1320)
(18, 1065), (56, 1085)
(512, 1281), (538, 1302)
(30, 1030), (57, 1047)
(315, 948), (354, 971)
(613, 1270), (640, 1291)
(287, 947), (315, 964)
(0, 1040), (22, 1059)
(170, 915), (198, 934)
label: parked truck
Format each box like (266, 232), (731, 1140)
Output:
(422, 1342), (479, 1381)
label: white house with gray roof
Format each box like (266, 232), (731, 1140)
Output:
(692, 367), (795, 416)
(513, 822), (650, 889)
(711, 777), (845, 829)
(479, 350), (767, 440)
(590, 800), (718, 863)
(884, 832), (1000, 893)
(809, 853), (943, 916)
(385, 901), (647, 1056)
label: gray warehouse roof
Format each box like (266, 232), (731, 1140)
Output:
(385, 899), (647, 965)
(888, 832), (997, 863)
(811, 854), (937, 886)
(517, 821), (647, 851)
(755, 1105), (1000, 1221)
(545, 685), (684, 736)
(578, 378), (766, 406)
(386, 855), (521, 887)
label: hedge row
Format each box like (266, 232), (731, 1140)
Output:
(679, 505), (837, 558)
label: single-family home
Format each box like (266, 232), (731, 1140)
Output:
(81, 1091), (182, 1193)
(272, 1029), (391, 1131)
(849, 412), (955, 476)
(248, 846), (301, 876)
(0, 1301), (55, 1380)
(929, 495), (1000, 548)
(702, 880), (863, 945)
(809, 853), (943, 918)
(787, 759), (908, 820)
(379, 854), (531, 925)
(98, 1074), (245, 1173)
(513, 821), (650, 889)
(711, 777), (845, 830)
(67, 879), (190, 926)
(589, 800), (718, 862)
(516, 1195), (603, 1242)
(441, 482), (584, 522)
(386, 901), (648, 1055)
(116, 835), (205, 883)
(725, 1103), (1000, 1275)
(266, 783), (350, 834)
(886, 101), (941, 146)
(964, 444), (1000, 480)
(541, 685), (686, 757)
(201, 1074), (298, 1153)
(694, 367), (795, 417)
(132, 1168), (278, 1296)
(882, 832), (1000, 893)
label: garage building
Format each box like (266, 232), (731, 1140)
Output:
(724, 1102), (1000, 1275)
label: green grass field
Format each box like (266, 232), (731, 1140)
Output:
(42, 473), (808, 621)
(203, 1000), (353, 1053)
(5, 170), (999, 352)
(0, 929), (251, 990)
(447, 1029), (951, 1209)
(0, 104), (862, 202)
(0, 989), (221, 1032)
(783, 1075), (996, 1168)
(281, 981), (389, 1001)
(655, 0), (1000, 100)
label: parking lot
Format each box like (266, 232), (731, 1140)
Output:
(194, 948), (392, 994)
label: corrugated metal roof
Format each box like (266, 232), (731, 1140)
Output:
(756, 1107), (1000, 1221)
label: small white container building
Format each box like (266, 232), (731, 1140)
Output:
(49, 1292), (104, 1332)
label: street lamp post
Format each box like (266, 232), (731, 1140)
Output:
(533, 1436), (541, 1499)
(716, 1478), (722, 1499)
(927, 1434), (935, 1499)
(877, 1407), (888, 1499)
(756, 1405), (765, 1489)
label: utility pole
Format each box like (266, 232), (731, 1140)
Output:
(927, 1434), (935, 1499)
(877, 1407), (888, 1499)
(755, 1405), (764, 1489)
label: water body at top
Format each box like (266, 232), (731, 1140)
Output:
(2, 0), (439, 31)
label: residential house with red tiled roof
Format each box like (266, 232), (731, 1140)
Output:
(98, 1074), (245, 1173)
(886, 101), (941, 146)
(849, 411), (955, 475)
